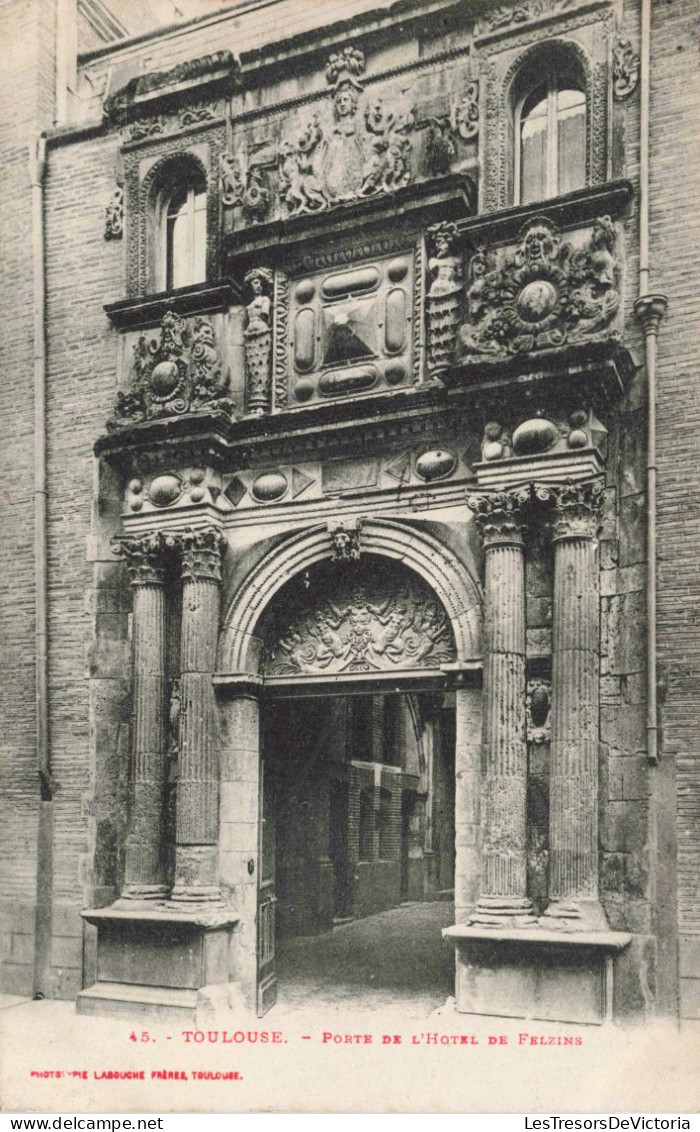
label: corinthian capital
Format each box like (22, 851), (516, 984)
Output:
(173, 526), (228, 583)
(535, 478), (604, 541)
(112, 531), (167, 586)
(467, 486), (531, 548)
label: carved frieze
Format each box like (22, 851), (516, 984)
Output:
(457, 216), (620, 362)
(261, 560), (456, 676)
(479, 408), (607, 463)
(104, 186), (124, 240)
(107, 311), (234, 430)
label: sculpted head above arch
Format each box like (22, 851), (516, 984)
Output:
(216, 518), (483, 677)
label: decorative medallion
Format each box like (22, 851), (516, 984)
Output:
(458, 216), (620, 360)
(261, 559), (456, 676)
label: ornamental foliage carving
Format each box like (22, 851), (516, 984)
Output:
(261, 560), (456, 676)
(536, 478), (604, 540)
(107, 311), (233, 429)
(457, 216), (620, 362)
(467, 487), (531, 547)
(612, 37), (640, 99)
(104, 186), (124, 239)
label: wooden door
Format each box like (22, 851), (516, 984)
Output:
(257, 760), (277, 1016)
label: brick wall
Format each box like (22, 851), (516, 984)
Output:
(0, 0), (58, 996)
(649, 0), (700, 1020)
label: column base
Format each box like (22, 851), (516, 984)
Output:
(112, 885), (170, 907)
(79, 905), (239, 1022)
(469, 896), (537, 929)
(539, 899), (609, 932)
(443, 924), (631, 1024)
(169, 885), (225, 907)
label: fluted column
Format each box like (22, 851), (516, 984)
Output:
(171, 527), (227, 905)
(113, 533), (168, 902)
(467, 489), (535, 927)
(541, 479), (607, 931)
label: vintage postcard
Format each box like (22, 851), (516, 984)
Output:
(1, 0), (698, 1115)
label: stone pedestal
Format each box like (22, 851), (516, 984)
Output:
(172, 528), (227, 905)
(444, 924), (631, 1025)
(541, 480), (607, 931)
(113, 533), (168, 903)
(78, 906), (238, 1021)
(467, 489), (535, 927)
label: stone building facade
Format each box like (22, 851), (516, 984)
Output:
(0, 0), (698, 1024)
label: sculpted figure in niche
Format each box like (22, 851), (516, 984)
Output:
(243, 268), (274, 414)
(324, 83), (364, 201)
(426, 222), (464, 372)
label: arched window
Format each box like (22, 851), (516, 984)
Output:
(514, 54), (586, 205)
(163, 175), (207, 290)
(148, 157), (208, 293)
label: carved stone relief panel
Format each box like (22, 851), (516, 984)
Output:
(108, 308), (236, 429)
(457, 215), (621, 362)
(223, 46), (478, 236)
(259, 558), (457, 677)
(284, 247), (416, 406)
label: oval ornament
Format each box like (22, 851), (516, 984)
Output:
(516, 280), (557, 324)
(385, 288), (407, 354)
(149, 473), (182, 507)
(318, 366), (378, 396)
(150, 360), (181, 397)
(512, 418), (558, 456)
(251, 471), (289, 503)
(321, 267), (380, 300)
(294, 308), (316, 373)
(415, 449), (457, 481)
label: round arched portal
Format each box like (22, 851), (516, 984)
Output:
(216, 518), (483, 677)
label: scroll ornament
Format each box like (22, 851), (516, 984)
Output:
(107, 311), (234, 429)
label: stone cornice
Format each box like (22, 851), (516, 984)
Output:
(103, 52), (241, 125)
(104, 282), (239, 331)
